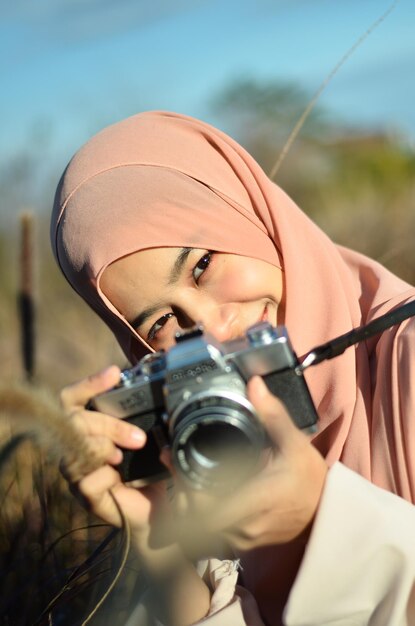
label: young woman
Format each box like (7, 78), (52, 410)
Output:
(51, 111), (415, 625)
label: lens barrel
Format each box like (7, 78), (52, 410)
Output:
(171, 391), (265, 490)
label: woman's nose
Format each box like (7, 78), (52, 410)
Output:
(175, 297), (239, 343)
(201, 303), (239, 342)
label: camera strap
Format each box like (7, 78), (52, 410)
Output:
(299, 299), (415, 370)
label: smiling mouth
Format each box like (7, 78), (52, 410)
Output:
(245, 304), (273, 336)
(260, 304), (269, 323)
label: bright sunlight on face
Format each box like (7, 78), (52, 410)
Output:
(100, 247), (284, 351)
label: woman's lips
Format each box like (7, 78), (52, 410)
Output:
(246, 304), (272, 334)
(260, 304), (269, 322)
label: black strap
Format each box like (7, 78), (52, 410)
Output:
(300, 300), (415, 370)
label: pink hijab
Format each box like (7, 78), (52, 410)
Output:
(51, 110), (415, 500)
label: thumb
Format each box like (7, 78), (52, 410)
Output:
(247, 376), (298, 447)
(61, 365), (121, 410)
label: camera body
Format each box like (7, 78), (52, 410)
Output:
(90, 322), (318, 490)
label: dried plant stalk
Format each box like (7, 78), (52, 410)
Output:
(269, 0), (400, 180)
(19, 211), (36, 381)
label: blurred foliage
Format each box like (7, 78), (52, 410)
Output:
(0, 216), (126, 392)
(213, 77), (330, 137)
(211, 77), (415, 284)
(0, 75), (414, 623)
(211, 78), (331, 180)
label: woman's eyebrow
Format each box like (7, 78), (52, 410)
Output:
(168, 247), (193, 285)
(130, 247), (194, 330)
(130, 302), (163, 331)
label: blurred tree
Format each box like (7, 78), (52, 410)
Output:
(211, 76), (415, 284)
(211, 77), (331, 175)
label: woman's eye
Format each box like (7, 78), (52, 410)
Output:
(148, 312), (174, 341)
(193, 251), (212, 282)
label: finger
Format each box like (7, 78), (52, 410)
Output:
(68, 481), (92, 511)
(60, 365), (121, 410)
(247, 376), (299, 447)
(70, 409), (146, 449)
(60, 436), (122, 480)
(83, 435), (124, 466)
(159, 447), (174, 474)
(78, 465), (125, 527)
(156, 450), (188, 521)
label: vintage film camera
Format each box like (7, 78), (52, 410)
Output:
(90, 300), (415, 491)
(90, 322), (318, 491)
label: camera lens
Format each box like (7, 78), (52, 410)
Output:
(187, 421), (253, 468)
(171, 391), (265, 490)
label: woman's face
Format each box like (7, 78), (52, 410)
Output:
(101, 247), (284, 352)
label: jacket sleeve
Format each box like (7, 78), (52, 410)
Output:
(198, 462), (415, 626)
(284, 462), (415, 626)
(195, 559), (265, 624)
(124, 557), (265, 626)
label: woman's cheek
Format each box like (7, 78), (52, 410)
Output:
(224, 267), (264, 299)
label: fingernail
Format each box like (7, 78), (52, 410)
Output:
(103, 365), (119, 377)
(90, 366), (118, 384)
(130, 428), (146, 443)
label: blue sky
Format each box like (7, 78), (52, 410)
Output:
(1, 0), (414, 179)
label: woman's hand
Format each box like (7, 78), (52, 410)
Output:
(176, 376), (328, 554)
(60, 366), (212, 625)
(218, 376), (328, 549)
(60, 366), (327, 554)
(60, 365), (167, 533)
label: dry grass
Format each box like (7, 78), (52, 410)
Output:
(0, 384), (146, 625)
